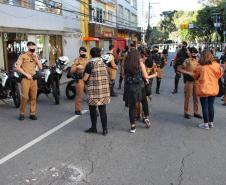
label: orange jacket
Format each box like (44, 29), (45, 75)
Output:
(193, 61), (223, 97)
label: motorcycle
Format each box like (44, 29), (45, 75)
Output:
(65, 66), (76, 100)
(0, 68), (21, 108)
(36, 56), (69, 104)
(65, 66), (88, 100)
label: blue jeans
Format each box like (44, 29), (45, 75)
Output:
(200, 96), (215, 123)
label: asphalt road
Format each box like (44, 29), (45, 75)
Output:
(0, 52), (226, 185)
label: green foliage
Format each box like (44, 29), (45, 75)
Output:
(145, 26), (166, 46)
(160, 10), (178, 38)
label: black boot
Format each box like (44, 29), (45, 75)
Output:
(110, 82), (117, 97)
(156, 78), (161, 94)
(118, 76), (123, 89)
(172, 78), (179, 94)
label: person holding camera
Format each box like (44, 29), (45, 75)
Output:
(16, 41), (42, 120)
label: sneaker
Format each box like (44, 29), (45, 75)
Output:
(194, 114), (203, 119)
(209, 122), (214, 128)
(144, 118), (151, 128)
(19, 114), (25, 121)
(29, 115), (37, 120)
(172, 90), (178, 94)
(130, 126), (136, 133)
(184, 113), (191, 119)
(198, 123), (209, 130)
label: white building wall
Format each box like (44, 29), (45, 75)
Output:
(0, 34), (4, 69)
(116, 0), (137, 30)
(0, 3), (80, 32)
(0, 0), (81, 68)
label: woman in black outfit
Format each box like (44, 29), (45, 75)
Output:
(124, 45), (157, 133)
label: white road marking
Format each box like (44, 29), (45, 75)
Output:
(0, 110), (88, 165)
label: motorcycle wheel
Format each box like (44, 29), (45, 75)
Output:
(65, 80), (76, 100)
(12, 82), (21, 108)
(52, 80), (60, 105)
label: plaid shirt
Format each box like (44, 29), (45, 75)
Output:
(87, 58), (111, 105)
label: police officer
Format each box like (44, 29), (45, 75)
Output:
(107, 45), (118, 97)
(178, 47), (202, 119)
(16, 41), (42, 120)
(70, 47), (89, 115)
(172, 41), (189, 94)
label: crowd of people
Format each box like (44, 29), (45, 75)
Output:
(15, 41), (226, 135)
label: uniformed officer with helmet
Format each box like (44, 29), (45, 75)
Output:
(16, 41), (42, 120)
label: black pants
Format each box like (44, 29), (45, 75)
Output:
(89, 105), (107, 130)
(156, 77), (161, 92)
(119, 75), (123, 88)
(129, 89), (149, 125)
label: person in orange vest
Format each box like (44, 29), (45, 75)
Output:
(70, 47), (89, 115)
(190, 50), (224, 129)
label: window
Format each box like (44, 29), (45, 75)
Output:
(108, 10), (113, 24)
(1, 0), (62, 15)
(96, 8), (105, 23)
(124, 8), (130, 26)
(118, 4), (123, 18)
(131, 13), (137, 28)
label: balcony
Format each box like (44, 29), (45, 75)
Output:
(0, 0), (62, 15)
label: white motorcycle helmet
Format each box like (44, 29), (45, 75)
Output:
(40, 59), (48, 68)
(58, 56), (69, 66)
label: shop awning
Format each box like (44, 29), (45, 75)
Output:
(82, 37), (99, 41)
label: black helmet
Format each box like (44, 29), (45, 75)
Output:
(189, 47), (198, 54)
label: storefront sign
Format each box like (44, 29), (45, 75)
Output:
(117, 31), (129, 39)
(89, 23), (116, 38)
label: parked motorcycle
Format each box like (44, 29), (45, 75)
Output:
(65, 66), (76, 100)
(36, 56), (69, 104)
(0, 68), (21, 108)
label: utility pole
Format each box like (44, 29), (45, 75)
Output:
(148, 2), (151, 27)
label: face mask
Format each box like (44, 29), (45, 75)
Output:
(29, 49), (35, 53)
(80, 54), (86, 58)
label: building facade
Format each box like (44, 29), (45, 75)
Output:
(116, 0), (139, 51)
(81, 0), (139, 55)
(0, 0), (81, 70)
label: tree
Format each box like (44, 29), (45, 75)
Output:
(198, 0), (224, 6)
(145, 26), (166, 46)
(160, 10), (178, 40)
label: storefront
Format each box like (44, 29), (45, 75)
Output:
(1, 32), (63, 70)
(89, 23), (117, 53)
(114, 30), (129, 51)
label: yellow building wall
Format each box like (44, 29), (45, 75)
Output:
(80, 0), (90, 56)
(105, 3), (116, 23)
